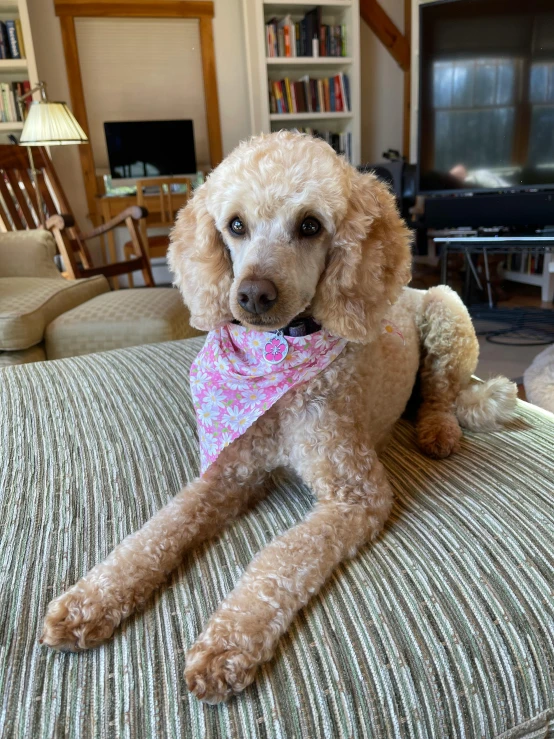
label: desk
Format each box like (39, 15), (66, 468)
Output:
(434, 236), (554, 307)
(97, 190), (191, 286)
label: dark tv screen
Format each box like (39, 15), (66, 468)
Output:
(104, 120), (196, 179)
(418, 0), (554, 193)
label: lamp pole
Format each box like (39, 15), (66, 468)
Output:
(15, 81), (49, 227)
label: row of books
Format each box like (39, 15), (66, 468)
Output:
(0, 20), (26, 60)
(269, 74), (350, 115)
(293, 128), (352, 161)
(505, 252), (546, 275)
(0, 80), (31, 122)
(266, 10), (346, 58)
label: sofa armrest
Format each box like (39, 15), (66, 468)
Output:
(0, 229), (62, 279)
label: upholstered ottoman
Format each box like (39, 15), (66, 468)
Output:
(1, 338), (553, 738)
(45, 287), (203, 359)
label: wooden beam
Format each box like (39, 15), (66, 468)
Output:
(360, 0), (410, 72)
(54, 0), (214, 18)
(199, 16), (223, 168)
(403, 0), (411, 157)
(58, 14), (99, 221)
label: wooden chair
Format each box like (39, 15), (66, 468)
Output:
(124, 177), (193, 287)
(0, 144), (154, 287)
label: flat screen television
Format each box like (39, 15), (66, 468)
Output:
(418, 0), (554, 195)
(104, 120), (196, 179)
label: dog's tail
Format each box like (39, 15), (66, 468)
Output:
(455, 377), (518, 432)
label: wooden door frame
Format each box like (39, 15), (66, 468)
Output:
(54, 0), (223, 218)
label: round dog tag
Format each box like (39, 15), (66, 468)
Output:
(264, 332), (289, 364)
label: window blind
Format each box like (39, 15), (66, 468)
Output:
(75, 17), (209, 173)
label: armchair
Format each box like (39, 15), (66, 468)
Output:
(0, 229), (108, 367)
(0, 144), (154, 288)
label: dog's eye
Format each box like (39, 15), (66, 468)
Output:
(300, 217), (321, 237)
(229, 217), (246, 236)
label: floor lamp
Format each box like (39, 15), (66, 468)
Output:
(15, 81), (88, 226)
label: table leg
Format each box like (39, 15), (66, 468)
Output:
(465, 252), (483, 291)
(482, 247), (493, 308)
(542, 251), (554, 303)
(441, 243), (448, 285)
(101, 200), (120, 290)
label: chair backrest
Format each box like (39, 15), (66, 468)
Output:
(0, 144), (95, 269)
(0, 145), (71, 230)
(135, 176), (192, 245)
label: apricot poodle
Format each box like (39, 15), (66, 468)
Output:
(41, 131), (517, 704)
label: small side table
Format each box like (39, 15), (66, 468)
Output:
(434, 236), (554, 307)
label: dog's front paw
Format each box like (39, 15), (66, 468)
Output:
(40, 581), (120, 651)
(417, 411), (462, 459)
(185, 639), (258, 704)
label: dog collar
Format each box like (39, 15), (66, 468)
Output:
(232, 316), (322, 337)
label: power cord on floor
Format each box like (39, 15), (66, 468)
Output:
(469, 306), (554, 346)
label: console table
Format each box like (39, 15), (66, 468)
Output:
(434, 236), (554, 307)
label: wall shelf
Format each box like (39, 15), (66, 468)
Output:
(269, 111), (353, 120)
(0, 59), (27, 71)
(264, 1), (352, 8)
(266, 56), (352, 65)
(0, 0), (39, 143)
(243, 0), (360, 164)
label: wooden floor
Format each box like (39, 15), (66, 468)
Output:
(497, 282), (554, 310)
(411, 262), (554, 310)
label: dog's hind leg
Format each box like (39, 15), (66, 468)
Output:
(416, 285), (479, 458)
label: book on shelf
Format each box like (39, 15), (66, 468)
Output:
(0, 19), (26, 60)
(269, 73), (350, 115)
(266, 8), (346, 58)
(0, 80), (30, 122)
(291, 127), (352, 162)
(505, 251), (545, 275)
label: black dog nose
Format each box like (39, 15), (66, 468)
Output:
(237, 279), (278, 314)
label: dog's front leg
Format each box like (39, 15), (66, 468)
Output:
(41, 463), (267, 651)
(185, 449), (393, 704)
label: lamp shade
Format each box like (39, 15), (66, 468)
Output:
(19, 101), (88, 145)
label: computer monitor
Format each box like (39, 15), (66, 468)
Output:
(104, 120), (196, 179)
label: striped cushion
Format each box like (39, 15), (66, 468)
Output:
(1, 338), (553, 738)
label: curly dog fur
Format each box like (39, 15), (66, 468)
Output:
(41, 132), (517, 703)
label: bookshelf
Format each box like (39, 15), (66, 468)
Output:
(242, 0), (361, 165)
(0, 0), (38, 142)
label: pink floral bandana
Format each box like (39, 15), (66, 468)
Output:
(190, 323), (348, 474)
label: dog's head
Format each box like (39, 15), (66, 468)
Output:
(168, 131), (412, 342)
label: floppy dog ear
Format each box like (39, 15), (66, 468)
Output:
(168, 184), (233, 331)
(312, 170), (412, 343)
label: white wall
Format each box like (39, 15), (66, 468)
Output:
(360, 0), (405, 164)
(27, 0), (251, 233)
